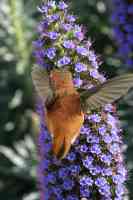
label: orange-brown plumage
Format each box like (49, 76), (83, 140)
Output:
(32, 66), (133, 159)
(45, 69), (84, 159)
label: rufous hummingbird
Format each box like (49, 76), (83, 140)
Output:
(32, 66), (133, 159)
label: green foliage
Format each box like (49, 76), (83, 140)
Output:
(0, 0), (133, 199)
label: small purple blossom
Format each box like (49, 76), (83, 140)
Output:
(80, 144), (88, 153)
(48, 31), (59, 40)
(90, 144), (101, 155)
(46, 47), (56, 59)
(57, 56), (71, 67)
(98, 125), (107, 135)
(63, 178), (74, 190)
(88, 114), (101, 123)
(103, 134), (112, 144)
(63, 40), (75, 49)
(74, 31), (84, 41)
(66, 152), (76, 161)
(109, 143), (121, 155)
(100, 154), (112, 165)
(80, 176), (93, 187)
(58, 1), (68, 10)
(95, 177), (107, 187)
(82, 156), (94, 168)
(48, 14), (60, 23)
(89, 165), (102, 175)
(80, 187), (91, 197)
(80, 126), (91, 135)
(62, 23), (73, 31)
(87, 134), (100, 143)
(67, 15), (76, 22)
(75, 63), (87, 72)
(73, 77), (83, 87)
(76, 46), (88, 56)
(32, 39), (44, 48)
(89, 69), (100, 79)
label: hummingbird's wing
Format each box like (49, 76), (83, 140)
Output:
(31, 66), (54, 105)
(81, 73), (133, 113)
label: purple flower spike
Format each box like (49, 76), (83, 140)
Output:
(111, 0), (133, 68)
(33, 1), (127, 199)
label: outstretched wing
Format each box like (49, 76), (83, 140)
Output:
(81, 73), (133, 113)
(31, 65), (54, 105)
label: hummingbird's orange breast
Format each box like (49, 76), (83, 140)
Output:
(45, 93), (84, 159)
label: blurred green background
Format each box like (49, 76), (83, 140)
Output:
(0, 0), (133, 199)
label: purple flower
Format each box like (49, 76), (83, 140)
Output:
(48, 14), (60, 23)
(63, 40), (75, 49)
(104, 104), (114, 112)
(109, 143), (121, 155)
(102, 168), (112, 176)
(57, 56), (71, 67)
(112, 174), (126, 184)
(37, 4), (49, 14)
(62, 23), (73, 31)
(88, 114), (101, 123)
(63, 178), (74, 190)
(75, 63), (87, 72)
(67, 15), (76, 22)
(80, 176), (93, 187)
(66, 195), (78, 200)
(115, 184), (125, 197)
(98, 125), (107, 135)
(66, 152), (76, 161)
(46, 173), (56, 184)
(80, 126), (91, 135)
(58, 168), (69, 179)
(111, 0), (133, 68)
(102, 134), (112, 144)
(32, 39), (44, 48)
(90, 144), (101, 155)
(82, 156), (94, 168)
(95, 177), (107, 187)
(80, 187), (91, 197)
(89, 69), (100, 79)
(100, 154), (112, 165)
(80, 144), (88, 153)
(74, 31), (84, 41)
(87, 134), (100, 143)
(89, 165), (102, 175)
(73, 77), (83, 87)
(76, 46), (88, 56)
(58, 1), (68, 10)
(46, 47), (56, 59)
(69, 165), (80, 175)
(48, 31), (59, 40)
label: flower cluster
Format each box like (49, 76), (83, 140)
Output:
(34, 1), (127, 199)
(111, 0), (133, 68)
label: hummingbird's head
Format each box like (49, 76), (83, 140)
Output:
(50, 69), (73, 87)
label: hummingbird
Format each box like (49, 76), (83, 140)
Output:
(32, 66), (133, 159)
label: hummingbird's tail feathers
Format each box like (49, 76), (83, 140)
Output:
(53, 134), (65, 159)
(53, 134), (72, 160)
(81, 73), (133, 113)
